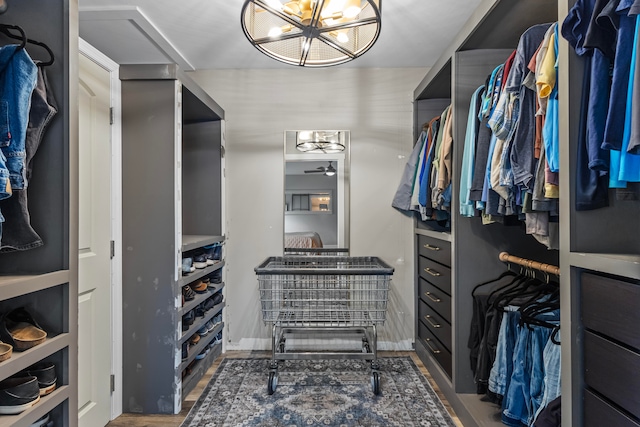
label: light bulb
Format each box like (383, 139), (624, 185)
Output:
(265, 0), (283, 10)
(325, 171), (336, 176)
(336, 32), (349, 43)
(343, 5), (361, 18)
(268, 27), (283, 37)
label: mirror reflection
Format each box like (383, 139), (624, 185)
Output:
(284, 131), (350, 252)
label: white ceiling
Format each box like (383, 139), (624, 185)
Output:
(78, 0), (483, 70)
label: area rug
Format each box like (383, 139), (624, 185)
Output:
(180, 357), (456, 427)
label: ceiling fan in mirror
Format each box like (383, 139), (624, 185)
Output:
(304, 161), (336, 176)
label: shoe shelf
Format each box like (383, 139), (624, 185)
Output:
(0, 384), (70, 427)
(569, 252), (640, 280)
(181, 340), (222, 399)
(179, 283), (225, 316)
(180, 302), (225, 346)
(178, 261), (225, 288)
(180, 322), (224, 372)
(0, 335), (69, 382)
(0, 272), (70, 302)
(182, 235), (225, 253)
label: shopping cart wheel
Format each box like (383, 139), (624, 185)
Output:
(267, 371), (278, 395)
(371, 372), (381, 396)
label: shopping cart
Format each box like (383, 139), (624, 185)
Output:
(283, 247), (350, 256)
(255, 256), (393, 395)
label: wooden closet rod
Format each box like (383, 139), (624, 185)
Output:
(499, 252), (560, 276)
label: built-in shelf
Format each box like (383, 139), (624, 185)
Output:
(569, 253), (640, 280)
(0, 385), (70, 427)
(0, 271), (70, 302)
(182, 235), (224, 252)
(180, 302), (225, 345)
(0, 334), (70, 381)
(182, 341), (222, 399)
(415, 228), (453, 242)
(180, 322), (224, 371)
(180, 283), (225, 316)
(178, 261), (225, 287)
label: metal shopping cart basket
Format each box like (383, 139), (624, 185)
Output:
(255, 256), (393, 395)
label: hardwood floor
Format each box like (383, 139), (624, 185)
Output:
(106, 351), (463, 427)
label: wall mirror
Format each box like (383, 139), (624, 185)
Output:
(284, 130), (350, 251)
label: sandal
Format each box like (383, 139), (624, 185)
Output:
(0, 308), (47, 351)
(0, 342), (11, 362)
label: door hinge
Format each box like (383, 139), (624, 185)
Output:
(110, 107), (114, 125)
(110, 240), (115, 259)
(110, 374), (115, 393)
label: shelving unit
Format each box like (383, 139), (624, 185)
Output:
(121, 64), (225, 414)
(0, 1), (78, 426)
(412, 0), (559, 426)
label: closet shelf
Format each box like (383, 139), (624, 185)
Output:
(182, 235), (225, 252)
(178, 261), (225, 288)
(415, 229), (453, 242)
(180, 322), (224, 371)
(182, 341), (222, 399)
(0, 385), (70, 427)
(180, 283), (225, 316)
(180, 302), (225, 345)
(569, 253), (640, 280)
(0, 271), (69, 301)
(0, 334), (70, 381)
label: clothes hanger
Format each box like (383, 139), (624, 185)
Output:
(471, 267), (518, 297)
(0, 24), (54, 66)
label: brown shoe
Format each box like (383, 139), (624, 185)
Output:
(189, 280), (208, 294)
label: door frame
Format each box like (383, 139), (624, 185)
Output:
(78, 38), (123, 420)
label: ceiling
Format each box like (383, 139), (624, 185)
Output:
(78, 0), (483, 70)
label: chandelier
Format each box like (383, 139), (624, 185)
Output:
(296, 131), (345, 153)
(241, 0), (382, 67)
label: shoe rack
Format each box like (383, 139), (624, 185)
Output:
(0, 0), (78, 426)
(120, 64), (225, 414)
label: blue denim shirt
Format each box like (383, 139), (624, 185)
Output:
(0, 44), (38, 196)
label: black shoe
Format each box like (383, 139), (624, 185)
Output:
(15, 362), (57, 396)
(182, 285), (196, 302)
(29, 412), (51, 427)
(0, 376), (40, 414)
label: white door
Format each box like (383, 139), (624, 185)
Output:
(78, 51), (113, 427)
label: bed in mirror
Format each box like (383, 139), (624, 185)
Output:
(284, 130), (350, 254)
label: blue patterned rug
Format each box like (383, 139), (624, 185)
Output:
(180, 356), (456, 427)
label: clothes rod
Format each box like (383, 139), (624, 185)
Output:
(498, 251), (560, 276)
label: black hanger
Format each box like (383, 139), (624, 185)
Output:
(471, 269), (518, 297)
(0, 24), (54, 66)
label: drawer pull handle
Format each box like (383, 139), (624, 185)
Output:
(424, 314), (441, 328)
(424, 338), (441, 354)
(424, 244), (441, 251)
(424, 292), (441, 303)
(424, 267), (441, 277)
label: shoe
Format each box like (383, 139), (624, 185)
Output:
(206, 320), (216, 333)
(195, 348), (208, 360)
(182, 342), (189, 361)
(182, 257), (195, 275)
(189, 280), (208, 294)
(0, 308), (47, 351)
(189, 334), (200, 345)
(202, 297), (216, 312)
(197, 325), (209, 337)
(30, 413), (50, 427)
(15, 362), (57, 396)
(208, 269), (222, 284)
(211, 292), (223, 306)
(0, 341), (12, 362)
(182, 286), (195, 302)
(182, 310), (195, 331)
(0, 376), (40, 414)
(193, 254), (208, 269)
(204, 244), (223, 261)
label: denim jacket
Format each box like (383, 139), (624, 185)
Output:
(0, 44), (38, 199)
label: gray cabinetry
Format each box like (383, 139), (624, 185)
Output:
(0, 1), (78, 426)
(121, 65), (225, 414)
(412, 1), (559, 426)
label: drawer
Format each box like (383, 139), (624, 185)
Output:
(418, 320), (452, 378)
(584, 331), (640, 420)
(419, 278), (451, 321)
(582, 272), (640, 350)
(418, 299), (451, 351)
(418, 256), (451, 294)
(417, 234), (451, 266)
(584, 389), (640, 427)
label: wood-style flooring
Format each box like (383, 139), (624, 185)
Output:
(106, 351), (462, 427)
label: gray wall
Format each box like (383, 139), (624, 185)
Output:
(285, 174), (338, 246)
(190, 67), (427, 349)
